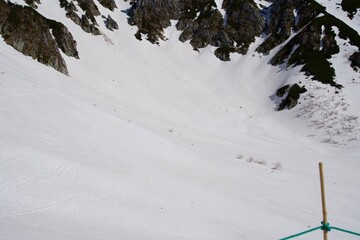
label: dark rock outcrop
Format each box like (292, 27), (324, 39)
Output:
(126, 0), (264, 58)
(0, 2), (79, 75)
(349, 52), (360, 69)
(98, 0), (117, 11)
(214, 46), (236, 61)
(25, 0), (41, 9)
(80, 15), (101, 35)
(127, 0), (182, 44)
(222, 0), (265, 54)
(178, 3), (225, 50)
(104, 14), (119, 31)
(0, 0), (10, 30)
(341, 0), (360, 19)
(60, 0), (101, 35)
(269, 12), (360, 88)
(277, 84), (307, 110)
(77, 0), (100, 21)
(60, 0), (78, 16)
(49, 20), (79, 59)
(1, 4), (68, 74)
(257, 0), (325, 54)
(66, 9), (82, 25)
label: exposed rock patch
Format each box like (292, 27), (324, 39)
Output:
(48, 20), (79, 59)
(104, 14), (119, 31)
(257, 0), (325, 54)
(126, 0), (181, 44)
(98, 0), (117, 11)
(269, 12), (360, 88)
(77, 0), (100, 21)
(0, 0), (11, 30)
(222, 0), (265, 54)
(25, 0), (41, 9)
(258, 0), (360, 88)
(177, 2), (225, 50)
(349, 52), (360, 69)
(126, 0), (264, 59)
(0, 2), (79, 75)
(60, 0), (101, 35)
(341, 0), (360, 19)
(80, 14), (101, 35)
(277, 83), (307, 110)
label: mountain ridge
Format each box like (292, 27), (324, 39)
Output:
(1, 0), (359, 89)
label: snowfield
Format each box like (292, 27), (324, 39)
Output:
(0, 1), (359, 239)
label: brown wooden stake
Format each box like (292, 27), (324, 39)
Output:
(319, 162), (328, 240)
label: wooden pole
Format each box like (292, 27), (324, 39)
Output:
(319, 162), (328, 240)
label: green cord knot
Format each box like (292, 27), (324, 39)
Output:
(321, 221), (331, 232)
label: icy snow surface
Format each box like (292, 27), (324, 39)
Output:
(0, 1), (359, 240)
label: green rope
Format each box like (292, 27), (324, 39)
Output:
(321, 221), (331, 232)
(279, 226), (322, 240)
(332, 226), (360, 236)
(279, 222), (360, 239)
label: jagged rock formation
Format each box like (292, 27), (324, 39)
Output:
(254, 0), (360, 89)
(98, 0), (117, 11)
(341, 0), (360, 19)
(104, 14), (119, 31)
(49, 20), (79, 59)
(24, 0), (40, 9)
(0, 2), (79, 75)
(349, 52), (360, 69)
(256, 0), (325, 54)
(0, 0), (10, 29)
(126, 0), (181, 43)
(80, 14), (101, 35)
(222, 0), (264, 54)
(177, 1), (224, 50)
(126, 0), (265, 59)
(60, 0), (101, 35)
(77, 0), (101, 21)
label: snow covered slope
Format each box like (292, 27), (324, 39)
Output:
(0, 0), (359, 239)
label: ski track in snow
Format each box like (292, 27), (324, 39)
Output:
(0, 197), (83, 218)
(58, 126), (105, 173)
